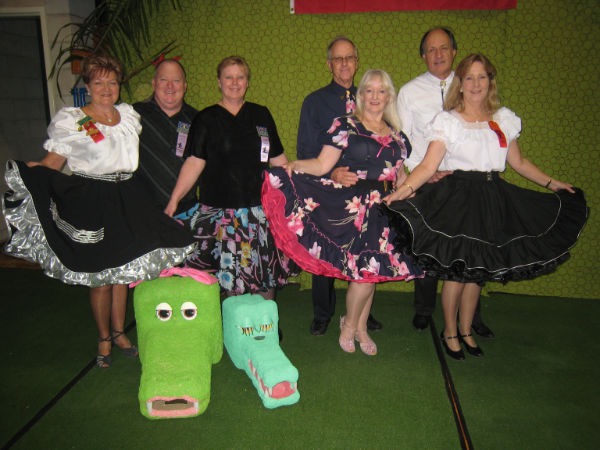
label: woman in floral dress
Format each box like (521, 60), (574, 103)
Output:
(262, 69), (423, 355)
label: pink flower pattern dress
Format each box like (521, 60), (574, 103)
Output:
(262, 116), (423, 283)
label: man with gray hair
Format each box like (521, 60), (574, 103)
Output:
(297, 36), (383, 336)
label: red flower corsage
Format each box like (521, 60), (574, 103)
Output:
(77, 116), (104, 143)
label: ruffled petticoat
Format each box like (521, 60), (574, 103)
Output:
(2, 160), (196, 287)
(385, 171), (589, 283)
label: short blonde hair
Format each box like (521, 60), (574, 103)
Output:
(217, 55), (251, 81)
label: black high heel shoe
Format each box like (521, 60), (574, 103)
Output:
(440, 332), (465, 360)
(459, 333), (484, 357)
(111, 330), (139, 358)
(96, 335), (112, 369)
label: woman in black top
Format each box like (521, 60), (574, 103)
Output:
(166, 56), (296, 298)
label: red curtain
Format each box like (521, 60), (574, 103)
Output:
(291, 0), (517, 14)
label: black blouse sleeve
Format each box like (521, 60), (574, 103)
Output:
(183, 114), (210, 160)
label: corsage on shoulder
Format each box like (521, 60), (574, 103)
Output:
(77, 116), (104, 143)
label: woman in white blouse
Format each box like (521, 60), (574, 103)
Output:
(384, 54), (588, 360)
(3, 55), (195, 368)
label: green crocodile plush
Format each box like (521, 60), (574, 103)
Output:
(222, 294), (300, 409)
(133, 268), (221, 419)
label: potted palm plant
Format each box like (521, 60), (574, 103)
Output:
(48, 0), (182, 98)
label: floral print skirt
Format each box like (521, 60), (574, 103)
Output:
(186, 203), (298, 295)
(261, 167), (423, 283)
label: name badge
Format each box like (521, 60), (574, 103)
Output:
(257, 126), (270, 162)
(176, 121), (191, 157)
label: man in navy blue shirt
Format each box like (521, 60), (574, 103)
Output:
(297, 36), (382, 336)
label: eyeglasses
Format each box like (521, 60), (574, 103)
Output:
(329, 55), (358, 65)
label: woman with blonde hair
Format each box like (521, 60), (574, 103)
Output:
(166, 56), (297, 299)
(262, 69), (423, 356)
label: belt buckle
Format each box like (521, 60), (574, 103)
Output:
(486, 172), (492, 181)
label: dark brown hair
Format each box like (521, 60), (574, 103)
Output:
(419, 27), (457, 57)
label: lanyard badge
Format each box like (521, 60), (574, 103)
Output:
(176, 121), (191, 157)
(257, 126), (270, 162)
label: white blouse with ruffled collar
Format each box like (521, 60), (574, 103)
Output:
(43, 103), (142, 175)
(424, 107), (522, 172)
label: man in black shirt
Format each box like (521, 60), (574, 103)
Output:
(134, 59), (199, 222)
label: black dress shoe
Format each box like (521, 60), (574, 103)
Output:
(459, 333), (484, 357)
(472, 322), (495, 338)
(412, 313), (430, 330)
(367, 314), (382, 331)
(440, 332), (465, 360)
(310, 319), (329, 336)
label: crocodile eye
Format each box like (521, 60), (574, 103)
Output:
(181, 301), (197, 320)
(241, 326), (254, 336)
(260, 323), (273, 332)
(156, 302), (172, 321)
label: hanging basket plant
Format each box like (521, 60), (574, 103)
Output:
(69, 49), (93, 74)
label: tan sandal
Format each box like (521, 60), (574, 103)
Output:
(339, 316), (356, 353)
(355, 330), (377, 356)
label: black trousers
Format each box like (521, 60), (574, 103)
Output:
(312, 274), (336, 322)
(414, 275), (437, 316)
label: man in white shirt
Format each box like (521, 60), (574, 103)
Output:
(397, 27), (494, 338)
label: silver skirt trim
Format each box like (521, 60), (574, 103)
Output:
(2, 160), (196, 287)
(50, 199), (104, 243)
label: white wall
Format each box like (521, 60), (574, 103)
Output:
(0, 0), (94, 242)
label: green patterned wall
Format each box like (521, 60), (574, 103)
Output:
(126, 0), (599, 299)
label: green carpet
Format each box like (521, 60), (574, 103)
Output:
(1, 268), (599, 449)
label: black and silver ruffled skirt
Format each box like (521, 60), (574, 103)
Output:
(2, 160), (196, 287)
(385, 171), (589, 283)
